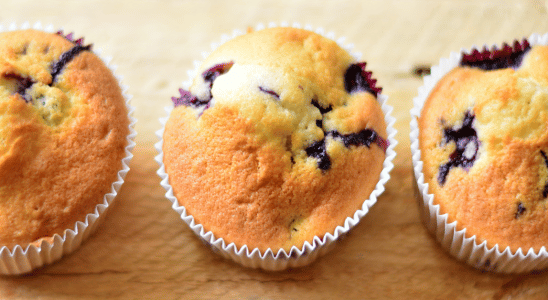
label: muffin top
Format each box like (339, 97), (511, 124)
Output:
(419, 41), (548, 251)
(0, 29), (129, 248)
(163, 27), (388, 252)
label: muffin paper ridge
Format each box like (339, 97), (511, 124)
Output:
(156, 23), (396, 271)
(0, 22), (136, 275)
(410, 32), (548, 273)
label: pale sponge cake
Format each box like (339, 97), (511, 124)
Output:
(0, 29), (129, 248)
(418, 40), (548, 252)
(163, 27), (389, 252)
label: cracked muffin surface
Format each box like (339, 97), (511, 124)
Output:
(0, 29), (129, 247)
(163, 27), (387, 252)
(418, 42), (548, 251)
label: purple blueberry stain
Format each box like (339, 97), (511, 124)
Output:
(171, 88), (209, 108)
(305, 139), (331, 172)
(172, 61), (234, 113)
(344, 62), (382, 98)
(437, 111), (479, 186)
(311, 98), (332, 130)
(305, 92), (388, 172)
(460, 39), (531, 71)
(332, 129), (378, 148)
(305, 129), (389, 172)
(202, 61), (234, 88)
(541, 150), (548, 198)
(5, 73), (35, 103)
(515, 202), (526, 219)
(3, 31), (91, 106)
(258, 86), (280, 100)
(334, 129), (389, 152)
(50, 44), (92, 84)
(50, 31), (93, 85)
(311, 98), (332, 114)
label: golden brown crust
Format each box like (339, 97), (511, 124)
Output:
(0, 29), (129, 248)
(163, 27), (386, 251)
(419, 45), (548, 251)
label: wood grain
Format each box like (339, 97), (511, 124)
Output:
(2, 0), (548, 299)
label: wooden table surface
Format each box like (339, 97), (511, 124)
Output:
(2, 0), (548, 299)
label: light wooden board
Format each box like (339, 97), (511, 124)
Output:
(2, 0), (548, 299)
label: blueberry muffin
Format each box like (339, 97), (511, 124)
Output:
(163, 27), (389, 252)
(418, 40), (548, 251)
(0, 29), (129, 248)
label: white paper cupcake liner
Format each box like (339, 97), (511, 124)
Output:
(410, 32), (548, 273)
(0, 22), (136, 275)
(155, 22), (397, 271)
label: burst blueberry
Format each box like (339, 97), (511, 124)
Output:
(5, 73), (34, 102)
(171, 89), (209, 108)
(344, 62), (382, 97)
(50, 44), (92, 84)
(202, 61), (234, 88)
(437, 111), (479, 185)
(305, 140), (331, 172)
(5, 34), (92, 104)
(311, 98), (332, 114)
(305, 129), (388, 172)
(515, 202), (526, 219)
(541, 150), (548, 198)
(172, 61), (234, 111)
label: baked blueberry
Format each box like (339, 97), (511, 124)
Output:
(541, 150), (548, 198)
(4, 32), (92, 104)
(5, 73), (34, 102)
(50, 44), (92, 83)
(305, 139), (331, 171)
(306, 129), (388, 172)
(515, 202), (526, 219)
(311, 98), (332, 114)
(202, 61), (234, 88)
(438, 111), (479, 185)
(344, 62), (382, 97)
(332, 129), (379, 148)
(172, 61), (234, 111)
(171, 88), (208, 108)
(311, 98), (332, 129)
